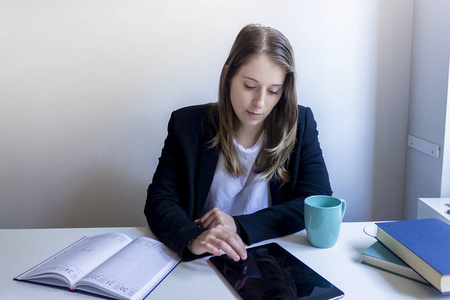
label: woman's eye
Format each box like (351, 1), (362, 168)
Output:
(268, 90), (279, 95)
(244, 84), (256, 90)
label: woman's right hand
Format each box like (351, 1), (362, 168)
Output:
(187, 225), (247, 262)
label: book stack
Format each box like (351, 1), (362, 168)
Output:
(361, 218), (450, 294)
(362, 241), (428, 284)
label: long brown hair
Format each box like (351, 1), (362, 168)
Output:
(212, 24), (298, 184)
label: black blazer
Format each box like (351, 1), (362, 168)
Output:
(145, 104), (332, 260)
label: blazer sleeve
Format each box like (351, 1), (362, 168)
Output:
(145, 109), (207, 260)
(234, 107), (332, 244)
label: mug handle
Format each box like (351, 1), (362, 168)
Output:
(340, 199), (346, 220)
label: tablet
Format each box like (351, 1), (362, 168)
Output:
(208, 243), (344, 300)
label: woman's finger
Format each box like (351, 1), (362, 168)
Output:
(188, 225), (246, 261)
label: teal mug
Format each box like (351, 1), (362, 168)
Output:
(304, 195), (346, 248)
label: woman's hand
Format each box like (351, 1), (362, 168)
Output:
(189, 208), (247, 261)
(195, 208), (237, 233)
(187, 224), (247, 262)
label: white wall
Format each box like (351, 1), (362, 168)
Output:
(0, 0), (413, 228)
(442, 61), (450, 197)
(404, 0), (450, 219)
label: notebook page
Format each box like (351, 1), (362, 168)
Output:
(18, 233), (132, 288)
(77, 237), (180, 300)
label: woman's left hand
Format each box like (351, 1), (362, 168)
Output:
(195, 208), (237, 233)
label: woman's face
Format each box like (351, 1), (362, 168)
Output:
(230, 54), (285, 134)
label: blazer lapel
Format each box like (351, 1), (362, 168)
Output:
(195, 144), (219, 218)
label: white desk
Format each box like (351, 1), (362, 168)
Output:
(417, 198), (450, 225)
(1, 223), (448, 300)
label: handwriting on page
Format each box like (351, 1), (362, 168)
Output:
(23, 233), (132, 285)
(81, 237), (179, 298)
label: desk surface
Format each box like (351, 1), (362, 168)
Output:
(1, 222), (448, 300)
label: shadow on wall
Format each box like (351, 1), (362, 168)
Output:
(61, 164), (148, 228)
(370, 1), (412, 221)
(56, 105), (167, 229)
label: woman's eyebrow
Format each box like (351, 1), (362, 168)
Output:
(242, 76), (258, 83)
(242, 76), (283, 87)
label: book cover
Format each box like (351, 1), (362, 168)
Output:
(376, 218), (450, 294)
(361, 241), (428, 284)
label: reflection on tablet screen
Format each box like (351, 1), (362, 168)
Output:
(209, 243), (344, 300)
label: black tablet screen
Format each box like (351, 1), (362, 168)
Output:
(208, 243), (344, 300)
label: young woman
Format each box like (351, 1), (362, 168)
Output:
(145, 24), (332, 261)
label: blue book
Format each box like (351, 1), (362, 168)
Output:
(362, 241), (428, 284)
(376, 218), (450, 294)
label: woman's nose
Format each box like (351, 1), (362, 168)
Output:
(252, 90), (265, 107)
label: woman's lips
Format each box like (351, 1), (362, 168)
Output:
(246, 110), (262, 118)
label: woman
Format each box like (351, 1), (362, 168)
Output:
(145, 24), (332, 261)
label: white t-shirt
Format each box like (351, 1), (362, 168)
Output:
(202, 134), (271, 216)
